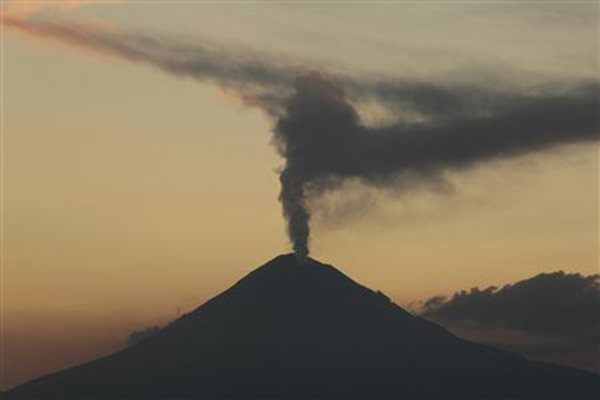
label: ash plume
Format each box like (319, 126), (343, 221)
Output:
(273, 74), (599, 261)
(4, 16), (599, 261)
(1, 15), (295, 110)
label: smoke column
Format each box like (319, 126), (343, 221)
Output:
(273, 74), (599, 262)
(4, 17), (599, 262)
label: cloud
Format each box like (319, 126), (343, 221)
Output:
(3, 16), (599, 259)
(2, 15), (581, 120)
(274, 74), (599, 261)
(419, 271), (600, 372)
(1, 15), (295, 113)
(421, 271), (600, 336)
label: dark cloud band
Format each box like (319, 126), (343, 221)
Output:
(421, 271), (600, 336)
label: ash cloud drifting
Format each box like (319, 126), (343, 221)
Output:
(5, 17), (599, 260)
(273, 74), (599, 260)
(1, 16), (295, 110)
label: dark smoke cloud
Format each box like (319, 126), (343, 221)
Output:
(2, 15), (523, 119)
(273, 74), (599, 260)
(1, 16), (295, 111)
(5, 17), (599, 260)
(418, 271), (600, 372)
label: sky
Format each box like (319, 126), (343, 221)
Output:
(1, 0), (599, 390)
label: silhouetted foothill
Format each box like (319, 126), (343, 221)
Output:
(8, 255), (600, 399)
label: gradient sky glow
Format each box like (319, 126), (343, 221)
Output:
(1, 1), (598, 390)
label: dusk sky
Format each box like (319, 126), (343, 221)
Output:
(1, 1), (598, 390)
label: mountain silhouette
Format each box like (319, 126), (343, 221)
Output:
(7, 254), (600, 399)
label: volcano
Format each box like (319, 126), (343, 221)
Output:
(8, 254), (600, 399)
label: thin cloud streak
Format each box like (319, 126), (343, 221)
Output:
(1, 15), (297, 111)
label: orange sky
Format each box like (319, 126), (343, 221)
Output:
(1, 1), (598, 390)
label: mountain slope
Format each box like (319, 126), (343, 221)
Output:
(8, 254), (600, 399)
